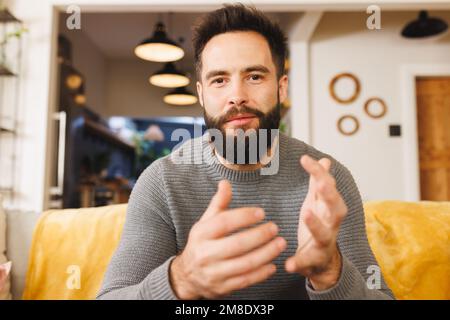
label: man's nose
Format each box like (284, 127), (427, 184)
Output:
(227, 82), (249, 107)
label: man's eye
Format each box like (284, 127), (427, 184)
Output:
(212, 78), (224, 84)
(249, 74), (263, 81)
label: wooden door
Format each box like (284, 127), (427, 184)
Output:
(415, 77), (450, 201)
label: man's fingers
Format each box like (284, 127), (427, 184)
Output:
(201, 180), (232, 221)
(300, 155), (331, 180)
(313, 184), (348, 228)
(285, 255), (298, 273)
(330, 198), (348, 229)
(301, 155), (341, 207)
(285, 209), (326, 273)
(210, 221), (279, 260)
(301, 155), (333, 200)
(209, 236), (286, 279)
(285, 254), (312, 275)
(221, 263), (277, 293)
(209, 179), (232, 212)
(197, 207), (265, 239)
(303, 209), (331, 247)
(318, 157), (332, 172)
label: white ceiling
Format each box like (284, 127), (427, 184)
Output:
(63, 11), (296, 66)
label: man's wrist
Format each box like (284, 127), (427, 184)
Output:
(308, 248), (342, 291)
(169, 255), (199, 300)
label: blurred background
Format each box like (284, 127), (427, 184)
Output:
(0, 0), (449, 211)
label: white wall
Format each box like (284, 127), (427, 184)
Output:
(5, 0), (56, 212)
(309, 11), (450, 201)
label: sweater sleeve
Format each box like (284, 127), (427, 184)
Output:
(306, 160), (395, 300)
(96, 159), (179, 300)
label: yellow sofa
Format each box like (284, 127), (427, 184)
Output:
(22, 201), (450, 300)
(22, 204), (127, 300)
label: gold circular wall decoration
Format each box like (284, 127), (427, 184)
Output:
(329, 73), (361, 104)
(337, 115), (359, 136)
(364, 97), (387, 119)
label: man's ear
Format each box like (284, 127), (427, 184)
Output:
(278, 74), (288, 104)
(196, 81), (204, 108)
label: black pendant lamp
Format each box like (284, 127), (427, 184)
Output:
(163, 86), (198, 106)
(58, 35), (83, 90)
(135, 21), (184, 62)
(149, 62), (190, 88)
(401, 11), (448, 38)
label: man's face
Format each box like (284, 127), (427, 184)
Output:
(197, 31), (288, 136)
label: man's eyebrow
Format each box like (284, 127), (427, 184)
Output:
(205, 70), (230, 81)
(243, 65), (270, 74)
(204, 65), (270, 81)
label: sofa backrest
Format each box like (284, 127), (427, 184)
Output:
(22, 204), (126, 300)
(364, 200), (450, 300)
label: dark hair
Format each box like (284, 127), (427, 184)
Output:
(192, 3), (288, 81)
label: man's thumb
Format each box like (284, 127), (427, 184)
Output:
(201, 180), (232, 220)
(318, 158), (332, 172)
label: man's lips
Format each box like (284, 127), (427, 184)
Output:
(227, 113), (256, 124)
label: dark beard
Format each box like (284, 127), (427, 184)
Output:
(203, 98), (281, 165)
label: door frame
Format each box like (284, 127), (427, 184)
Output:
(400, 64), (450, 201)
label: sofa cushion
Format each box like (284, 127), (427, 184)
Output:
(364, 201), (450, 300)
(22, 204), (126, 300)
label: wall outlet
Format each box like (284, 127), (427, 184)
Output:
(389, 124), (401, 137)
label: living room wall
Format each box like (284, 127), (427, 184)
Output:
(309, 11), (450, 201)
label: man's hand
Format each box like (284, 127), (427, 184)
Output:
(285, 155), (348, 291)
(169, 180), (287, 299)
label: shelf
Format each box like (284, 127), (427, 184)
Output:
(84, 117), (135, 153)
(0, 65), (16, 76)
(0, 127), (15, 134)
(0, 8), (22, 204)
(0, 9), (21, 23)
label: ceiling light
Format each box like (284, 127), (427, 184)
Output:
(149, 62), (190, 88)
(135, 22), (184, 62)
(401, 10), (448, 38)
(163, 87), (198, 106)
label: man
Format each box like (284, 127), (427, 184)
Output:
(97, 4), (393, 300)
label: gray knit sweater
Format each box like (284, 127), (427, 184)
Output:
(97, 132), (394, 300)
